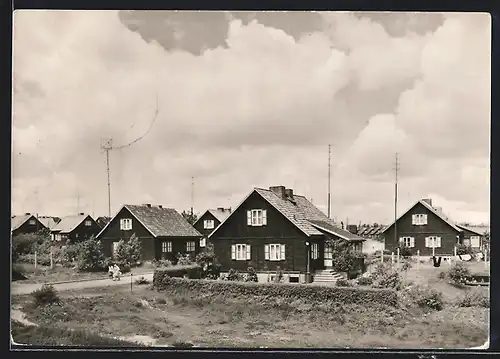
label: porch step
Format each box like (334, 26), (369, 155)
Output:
(313, 270), (344, 283)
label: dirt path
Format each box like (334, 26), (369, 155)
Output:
(11, 273), (154, 296)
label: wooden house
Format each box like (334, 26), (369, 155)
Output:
(11, 213), (47, 237)
(456, 224), (487, 252)
(208, 186), (365, 283)
(193, 207), (231, 248)
(51, 213), (101, 244)
(95, 204), (202, 262)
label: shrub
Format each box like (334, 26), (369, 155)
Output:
(375, 271), (403, 291)
(331, 240), (358, 275)
(12, 234), (39, 262)
(457, 289), (490, 308)
(371, 262), (390, 280)
(152, 259), (173, 268)
(152, 276), (399, 307)
(399, 284), (444, 310)
(226, 269), (243, 281)
(195, 252), (222, 280)
(153, 265), (202, 282)
(437, 271), (447, 280)
(75, 239), (106, 272)
(336, 278), (351, 287)
(59, 244), (80, 267)
(134, 276), (149, 285)
(114, 235), (142, 269)
(447, 262), (472, 286)
(456, 243), (474, 256)
(273, 267), (284, 283)
(176, 253), (193, 266)
(357, 276), (373, 286)
(31, 284), (60, 307)
(399, 246), (413, 258)
(400, 260), (412, 272)
(246, 267), (258, 282)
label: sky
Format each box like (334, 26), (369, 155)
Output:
(12, 11), (491, 225)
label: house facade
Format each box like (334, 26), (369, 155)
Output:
(95, 204), (202, 262)
(11, 214), (47, 237)
(456, 224), (486, 252)
(193, 207), (231, 248)
(353, 225), (386, 254)
(208, 186), (365, 283)
(382, 198), (463, 258)
(51, 213), (101, 244)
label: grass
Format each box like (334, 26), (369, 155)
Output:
(12, 283), (489, 349)
(12, 263), (153, 284)
(11, 320), (144, 347)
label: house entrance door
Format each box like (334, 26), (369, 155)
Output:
(324, 242), (333, 268)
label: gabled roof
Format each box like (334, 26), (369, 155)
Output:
(194, 208), (232, 225)
(96, 204), (202, 239)
(11, 214), (42, 231)
(307, 220), (365, 242)
(96, 216), (111, 228)
(456, 224), (485, 236)
(38, 216), (59, 230)
(52, 214), (93, 234)
(208, 187), (364, 241)
(381, 199), (463, 234)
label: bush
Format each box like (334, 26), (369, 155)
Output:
(226, 268), (243, 281)
(399, 284), (444, 311)
(114, 235), (142, 269)
(437, 271), (447, 280)
(336, 278), (351, 287)
(456, 244), (474, 256)
(195, 252), (222, 279)
(447, 262), (472, 286)
(457, 289), (490, 308)
(153, 265), (202, 281)
(357, 276), (373, 286)
(152, 275), (399, 307)
(176, 253), (193, 266)
(75, 239), (106, 272)
(246, 267), (258, 282)
(12, 234), (39, 262)
(134, 276), (149, 285)
(31, 284), (60, 307)
(375, 271), (403, 291)
(331, 240), (359, 274)
(371, 262), (390, 280)
(399, 246), (413, 258)
(152, 259), (173, 268)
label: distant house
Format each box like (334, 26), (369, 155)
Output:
(11, 213), (47, 237)
(381, 198), (464, 257)
(38, 216), (61, 230)
(350, 224), (386, 254)
(51, 213), (101, 244)
(193, 207), (232, 248)
(96, 216), (111, 229)
(95, 204), (202, 262)
(456, 224), (487, 252)
(208, 185), (365, 283)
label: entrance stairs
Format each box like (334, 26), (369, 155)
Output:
(313, 269), (344, 284)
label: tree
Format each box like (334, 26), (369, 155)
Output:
(115, 234), (142, 268)
(181, 210), (198, 225)
(330, 239), (360, 278)
(75, 239), (105, 272)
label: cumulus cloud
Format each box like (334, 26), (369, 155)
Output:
(12, 11), (490, 225)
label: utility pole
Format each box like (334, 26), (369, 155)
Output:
(101, 138), (113, 218)
(327, 144), (331, 219)
(191, 176), (194, 216)
(394, 153), (400, 249)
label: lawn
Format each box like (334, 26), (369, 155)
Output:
(12, 263), (154, 284)
(11, 283), (489, 349)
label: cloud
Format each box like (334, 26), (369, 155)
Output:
(12, 11), (490, 225)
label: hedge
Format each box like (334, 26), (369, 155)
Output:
(153, 265), (202, 280)
(153, 272), (398, 307)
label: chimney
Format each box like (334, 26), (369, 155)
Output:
(340, 221), (344, 229)
(217, 207), (225, 212)
(143, 204), (152, 208)
(347, 224), (358, 234)
(25, 212), (31, 215)
(422, 198), (433, 207)
(79, 212), (84, 215)
(269, 186), (286, 199)
(285, 188), (294, 198)
(158, 205), (163, 209)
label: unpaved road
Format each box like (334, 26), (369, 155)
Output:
(11, 273), (154, 296)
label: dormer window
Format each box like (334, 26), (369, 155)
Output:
(246, 209), (267, 226)
(120, 218), (132, 231)
(204, 220), (215, 229)
(84, 220), (92, 227)
(412, 214), (427, 225)
(28, 219), (36, 225)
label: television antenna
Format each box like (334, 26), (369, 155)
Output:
(100, 94), (160, 217)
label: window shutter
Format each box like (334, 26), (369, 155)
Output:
(410, 237), (415, 248)
(399, 237), (404, 246)
(262, 210), (267, 225)
(280, 244), (285, 260)
(423, 214), (428, 225)
(246, 245), (251, 260)
(436, 237), (441, 248)
(425, 237), (429, 248)
(231, 245), (236, 260)
(264, 244), (269, 260)
(247, 211), (252, 225)
(411, 215), (416, 225)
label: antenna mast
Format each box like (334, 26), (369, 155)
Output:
(191, 176), (194, 216)
(328, 144), (331, 219)
(101, 138), (113, 217)
(394, 153), (400, 248)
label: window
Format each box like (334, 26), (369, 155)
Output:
(246, 209), (267, 226)
(289, 276), (299, 283)
(352, 242), (363, 254)
(162, 241), (172, 253)
(425, 236), (441, 248)
(200, 237), (206, 247)
(28, 219), (36, 225)
(463, 238), (471, 246)
(231, 244), (251, 261)
(84, 220), (92, 227)
(324, 244), (333, 259)
(75, 233), (79, 238)
(400, 236), (415, 248)
(412, 214), (428, 225)
(112, 242), (120, 256)
(470, 236), (480, 248)
(311, 243), (319, 259)
(265, 244), (285, 261)
(120, 218), (132, 230)
(186, 241), (196, 252)
(204, 220), (215, 229)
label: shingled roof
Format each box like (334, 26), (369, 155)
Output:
(52, 214), (91, 234)
(11, 214), (42, 231)
(38, 216), (60, 230)
(97, 204), (202, 238)
(207, 209), (232, 223)
(209, 186), (364, 241)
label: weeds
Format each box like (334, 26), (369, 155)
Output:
(30, 285), (60, 307)
(134, 276), (150, 285)
(457, 289), (490, 308)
